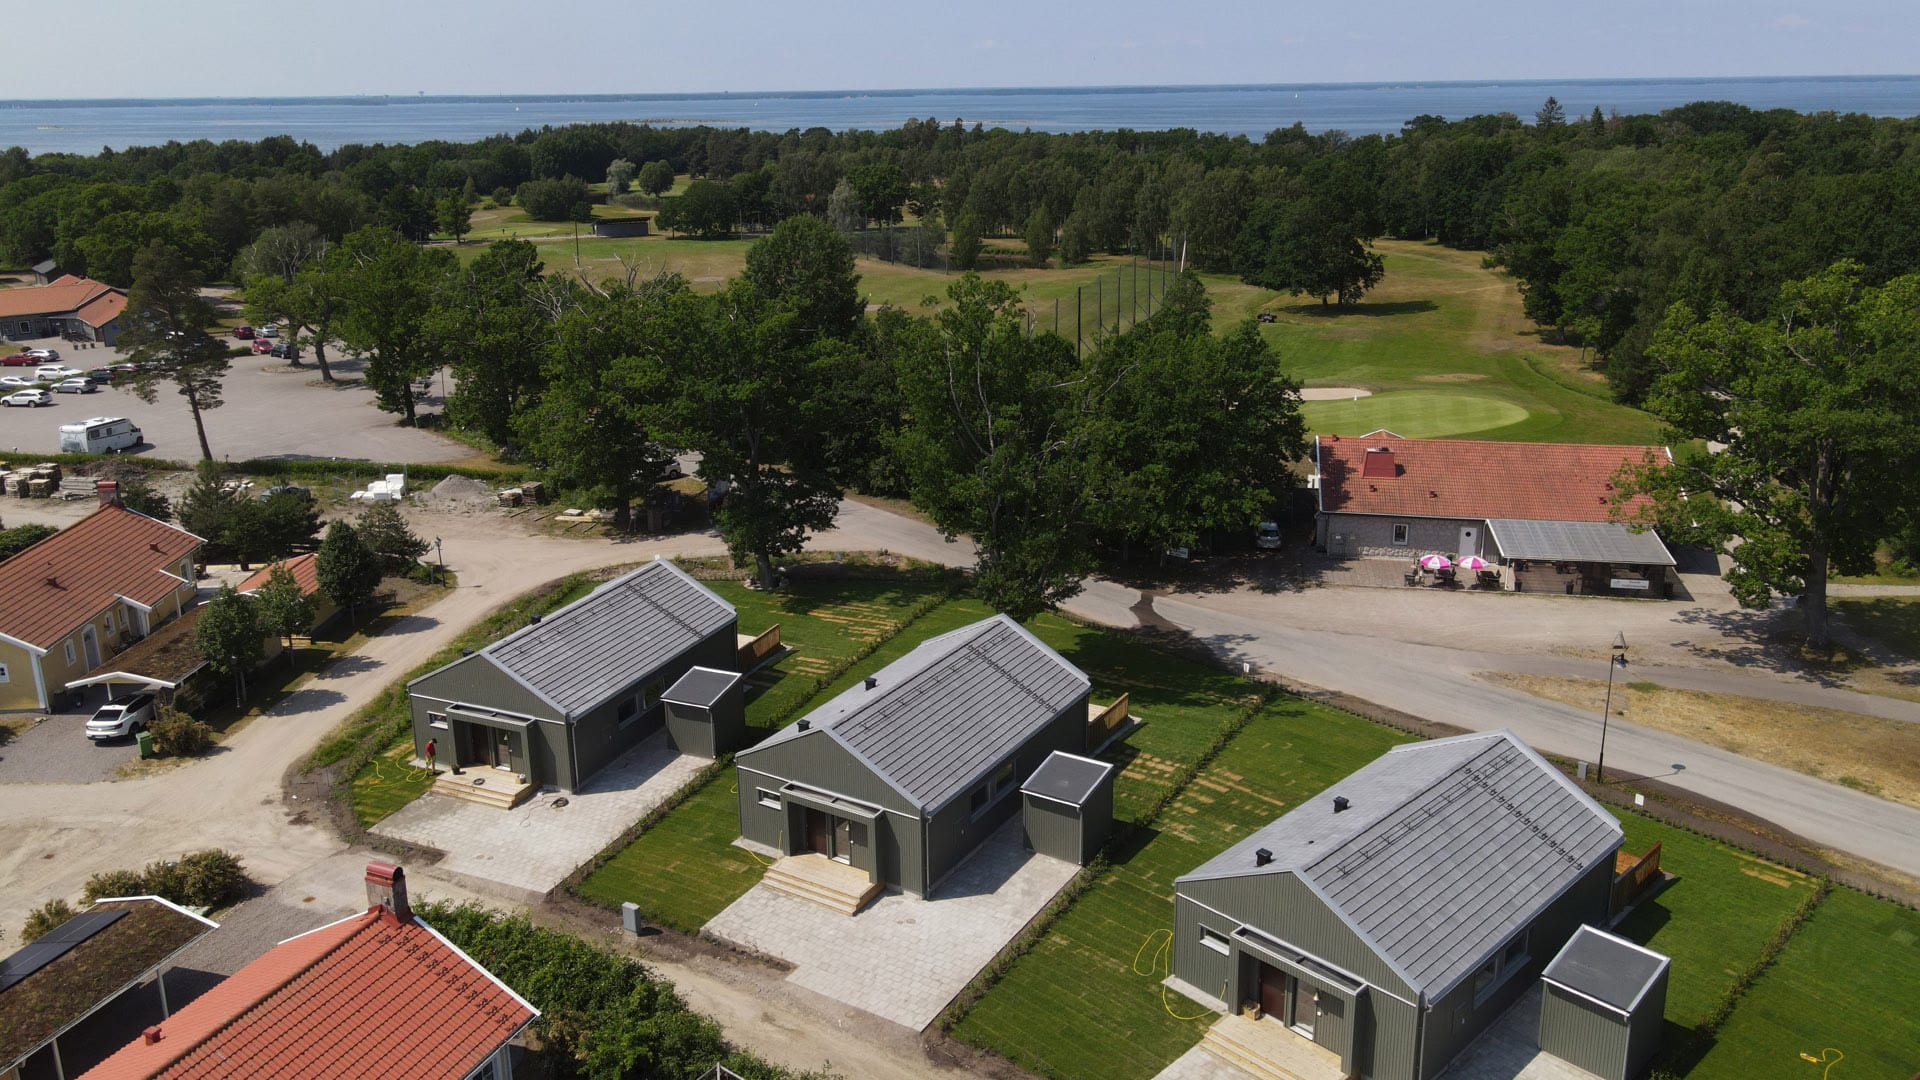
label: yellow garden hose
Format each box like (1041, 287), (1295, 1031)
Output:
(1134, 929), (1225, 1022)
(1798, 1048), (1843, 1079)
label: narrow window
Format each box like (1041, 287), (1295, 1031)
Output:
(757, 788), (781, 809)
(617, 696), (639, 728)
(64, 640), (76, 665)
(0, 662), (10, 684)
(1391, 523), (1410, 546)
(428, 711), (449, 731)
(1199, 926), (1230, 955)
(103, 611), (114, 635)
(969, 784), (990, 815)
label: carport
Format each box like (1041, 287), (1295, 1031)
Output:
(1537, 925), (1670, 1080)
(1486, 518), (1677, 598)
(1019, 751), (1114, 866)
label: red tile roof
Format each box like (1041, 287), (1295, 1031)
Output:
(0, 277), (121, 320)
(81, 907), (534, 1080)
(1316, 432), (1670, 523)
(76, 289), (129, 328)
(0, 505), (201, 651)
(236, 553), (320, 598)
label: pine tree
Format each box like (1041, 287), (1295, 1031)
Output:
(356, 501), (429, 571)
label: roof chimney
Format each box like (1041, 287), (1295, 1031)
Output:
(96, 479), (121, 507)
(796, 719), (811, 731)
(1360, 447), (1396, 480)
(1255, 848), (1273, 867)
(528, 613), (542, 625)
(365, 861), (411, 922)
(864, 676), (878, 691)
(142, 1026), (163, 1045)
(1333, 795), (1350, 813)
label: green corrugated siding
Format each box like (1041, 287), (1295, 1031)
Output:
(1022, 796), (1084, 864)
(1538, 985), (1628, 1079)
(1179, 872), (1414, 998)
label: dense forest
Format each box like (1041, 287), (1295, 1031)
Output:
(6, 99), (1920, 400)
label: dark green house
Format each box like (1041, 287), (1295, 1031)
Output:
(1171, 730), (1623, 1080)
(406, 558), (737, 792)
(734, 614), (1091, 896)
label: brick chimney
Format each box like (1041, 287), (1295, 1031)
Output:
(96, 479), (121, 507)
(365, 861), (411, 922)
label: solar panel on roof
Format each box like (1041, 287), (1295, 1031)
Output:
(0, 909), (128, 993)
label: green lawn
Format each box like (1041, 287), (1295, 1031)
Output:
(951, 700), (1414, 1080)
(1832, 596), (1920, 662)
(350, 742), (439, 826)
(1688, 889), (1920, 1079)
(1612, 816), (1820, 1029)
(1300, 390), (1533, 439)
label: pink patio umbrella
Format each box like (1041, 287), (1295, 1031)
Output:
(1457, 555), (1492, 571)
(1417, 554), (1453, 571)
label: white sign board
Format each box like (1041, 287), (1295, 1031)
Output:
(1610, 578), (1652, 590)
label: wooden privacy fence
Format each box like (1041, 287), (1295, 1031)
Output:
(738, 624), (782, 669)
(1611, 840), (1663, 913)
(1087, 693), (1130, 744)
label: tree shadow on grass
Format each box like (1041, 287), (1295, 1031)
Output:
(1282, 299), (1439, 319)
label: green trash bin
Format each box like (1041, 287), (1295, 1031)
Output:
(135, 731), (155, 759)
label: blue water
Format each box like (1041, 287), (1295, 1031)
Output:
(2, 77), (1917, 155)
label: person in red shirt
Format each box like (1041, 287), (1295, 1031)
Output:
(424, 738), (437, 774)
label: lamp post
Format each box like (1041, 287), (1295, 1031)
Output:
(434, 537), (445, 586)
(1598, 632), (1628, 783)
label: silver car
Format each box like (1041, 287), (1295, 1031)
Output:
(2, 389), (52, 407)
(53, 377), (97, 394)
(85, 692), (158, 741)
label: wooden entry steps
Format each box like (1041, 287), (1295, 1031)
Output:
(432, 769), (535, 810)
(1200, 1014), (1350, 1080)
(761, 853), (883, 916)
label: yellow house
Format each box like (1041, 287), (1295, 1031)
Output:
(0, 488), (203, 712)
(236, 552), (340, 635)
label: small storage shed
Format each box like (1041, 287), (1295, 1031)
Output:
(1537, 925), (1670, 1080)
(1020, 751), (1114, 865)
(592, 218), (651, 238)
(662, 665), (746, 759)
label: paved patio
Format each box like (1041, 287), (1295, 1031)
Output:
(703, 819), (1079, 1030)
(1439, 984), (1595, 1080)
(1154, 1046), (1258, 1080)
(372, 731), (703, 897)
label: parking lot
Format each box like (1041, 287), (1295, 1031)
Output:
(0, 711), (141, 785)
(0, 336), (468, 464)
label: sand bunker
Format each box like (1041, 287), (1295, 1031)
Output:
(1298, 387), (1374, 401)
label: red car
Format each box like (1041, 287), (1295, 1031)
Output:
(1, 352), (37, 367)
(232, 326), (254, 339)
(251, 337), (274, 354)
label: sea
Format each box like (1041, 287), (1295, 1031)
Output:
(2, 77), (1918, 156)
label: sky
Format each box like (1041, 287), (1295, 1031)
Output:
(2, 0), (1915, 99)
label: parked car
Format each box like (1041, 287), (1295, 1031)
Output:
(36, 365), (81, 381)
(268, 342), (300, 360)
(110, 361), (141, 375)
(3, 389), (52, 407)
(258, 324), (279, 338)
(86, 367), (115, 384)
(85, 692), (157, 741)
(258, 483), (312, 503)
(251, 338), (275, 354)
(0, 352), (37, 367)
(1255, 312), (1278, 324)
(1256, 521), (1284, 550)
(0, 375), (34, 388)
(23, 347), (57, 361)
(52, 377), (97, 394)
(232, 325), (254, 339)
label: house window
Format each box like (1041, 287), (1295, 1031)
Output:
(1472, 930), (1530, 1005)
(757, 788), (781, 809)
(428, 711), (449, 731)
(617, 696), (640, 728)
(64, 640), (76, 665)
(969, 784), (990, 815)
(0, 662), (9, 684)
(1199, 926), (1230, 955)
(1391, 523), (1410, 546)
(103, 611), (114, 635)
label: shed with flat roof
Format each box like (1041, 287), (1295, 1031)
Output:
(1020, 751), (1114, 865)
(1537, 924), (1670, 1080)
(661, 665), (746, 759)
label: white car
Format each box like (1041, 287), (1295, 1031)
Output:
(3, 389), (52, 407)
(35, 365), (81, 381)
(23, 347), (57, 361)
(0, 375), (34, 388)
(85, 692), (158, 740)
(53, 377), (98, 394)
(1256, 521), (1283, 550)
(258, 324), (279, 338)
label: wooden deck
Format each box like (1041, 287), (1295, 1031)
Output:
(1200, 1014), (1350, 1080)
(432, 769), (535, 810)
(760, 853), (883, 916)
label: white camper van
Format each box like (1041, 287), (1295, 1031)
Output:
(59, 416), (143, 454)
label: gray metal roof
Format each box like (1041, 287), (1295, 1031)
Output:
(1178, 730), (1622, 997)
(1022, 751), (1113, 806)
(479, 559), (735, 718)
(751, 614), (1089, 810)
(1542, 925), (1669, 1015)
(662, 666), (742, 708)
(1486, 518), (1675, 566)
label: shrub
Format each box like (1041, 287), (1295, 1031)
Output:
(20, 899), (76, 943)
(491, 185), (513, 205)
(148, 709), (213, 757)
(82, 868), (147, 902)
(139, 858), (190, 904)
(174, 849), (250, 907)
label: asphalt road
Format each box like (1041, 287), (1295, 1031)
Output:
(0, 337), (467, 464)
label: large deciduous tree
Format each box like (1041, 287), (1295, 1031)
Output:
(1234, 197), (1385, 306)
(119, 242), (231, 461)
(430, 239), (551, 447)
(1620, 263), (1920, 647)
(194, 584), (263, 682)
(254, 563), (316, 653)
(315, 520), (383, 620)
(741, 216), (864, 343)
(334, 225), (455, 425)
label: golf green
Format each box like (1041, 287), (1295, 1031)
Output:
(1299, 391), (1531, 438)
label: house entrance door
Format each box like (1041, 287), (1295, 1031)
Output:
(1258, 963), (1287, 1022)
(1458, 525), (1479, 558)
(82, 626), (100, 669)
(832, 818), (853, 863)
(491, 729), (514, 771)
(804, 808), (830, 855)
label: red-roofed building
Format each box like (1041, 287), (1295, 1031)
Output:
(0, 487), (203, 711)
(1313, 432), (1679, 596)
(83, 863), (536, 1080)
(0, 277), (129, 345)
(236, 553), (339, 634)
